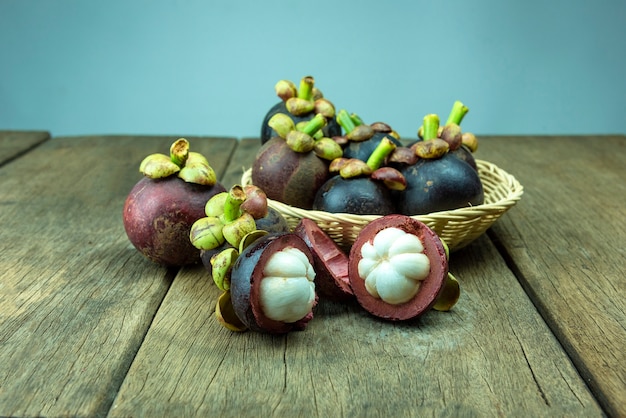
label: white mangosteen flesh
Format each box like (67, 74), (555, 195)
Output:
(357, 227), (430, 304)
(259, 247), (316, 323)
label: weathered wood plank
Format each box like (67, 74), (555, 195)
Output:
(0, 130), (50, 165)
(478, 135), (626, 418)
(219, 137), (261, 188)
(0, 135), (236, 417)
(110, 140), (603, 417)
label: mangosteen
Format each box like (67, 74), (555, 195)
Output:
(230, 233), (318, 333)
(335, 109), (403, 162)
(190, 184), (288, 275)
(312, 137), (405, 215)
(415, 101), (479, 170)
(395, 114), (484, 215)
(123, 138), (226, 266)
(252, 113), (342, 209)
(260, 76), (341, 143)
(294, 218), (352, 302)
(348, 214), (456, 321)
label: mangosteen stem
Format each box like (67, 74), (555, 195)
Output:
(297, 76), (315, 101)
(445, 101), (469, 126)
(299, 113), (327, 137)
(366, 136), (397, 171)
(422, 114), (440, 141)
(223, 185), (247, 223)
(350, 113), (364, 127)
(336, 109), (356, 134)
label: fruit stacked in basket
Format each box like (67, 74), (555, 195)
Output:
(243, 75), (523, 252)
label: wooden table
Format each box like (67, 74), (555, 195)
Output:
(1, 131), (624, 417)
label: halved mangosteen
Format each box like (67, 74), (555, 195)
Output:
(348, 215), (449, 321)
(230, 233), (318, 334)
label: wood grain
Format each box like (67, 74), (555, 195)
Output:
(478, 135), (625, 418)
(110, 141), (603, 417)
(0, 135), (236, 417)
(0, 131), (50, 165)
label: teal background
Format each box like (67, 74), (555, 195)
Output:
(1, 0), (625, 138)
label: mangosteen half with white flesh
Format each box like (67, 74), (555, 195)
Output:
(229, 233), (318, 334)
(348, 214), (457, 321)
(260, 76), (341, 144)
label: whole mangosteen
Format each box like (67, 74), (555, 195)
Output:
(252, 113), (342, 209)
(349, 214), (453, 321)
(260, 76), (341, 144)
(395, 114), (484, 215)
(123, 138), (226, 266)
(312, 137), (405, 215)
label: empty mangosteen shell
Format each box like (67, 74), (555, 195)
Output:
(123, 176), (226, 266)
(348, 214), (449, 321)
(294, 218), (353, 302)
(230, 233), (318, 334)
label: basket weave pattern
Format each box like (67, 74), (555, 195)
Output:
(242, 159), (523, 251)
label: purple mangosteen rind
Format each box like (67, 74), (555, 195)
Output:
(230, 233), (318, 334)
(294, 219), (353, 302)
(251, 137), (330, 209)
(348, 215), (448, 321)
(123, 176), (226, 266)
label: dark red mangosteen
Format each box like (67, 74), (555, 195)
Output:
(294, 218), (353, 302)
(230, 233), (318, 334)
(348, 215), (449, 321)
(123, 138), (226, 267)
(260, 76), (341, 144)
(252, 113), (342, 209)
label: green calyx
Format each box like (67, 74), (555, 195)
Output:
(274, 76), (336, 120)
(268, 112), (330, 154)
(139, 138), (216, 186)
(212, 229), (269, 333)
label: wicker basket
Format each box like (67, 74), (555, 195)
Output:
(241, 159), (523, 251)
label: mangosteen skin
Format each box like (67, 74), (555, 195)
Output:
(342, 132), (403, 162)
(312, 176), (397, 215)
(348, 214), (448, 321)
(230, 233), (317, 334)
(254, 207), (290, 234)
(396, 154), (484, 215)
(260, 101), (341, 144)
(252, 137), (330, 209)
(123, 176), (226, 266)
(294, 218), (353, 302)
(450, 145), (477, 170)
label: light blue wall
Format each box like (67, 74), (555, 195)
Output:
(1, 0), (625, 138)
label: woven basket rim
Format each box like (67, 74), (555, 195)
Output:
(241, 159), (523, 224)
